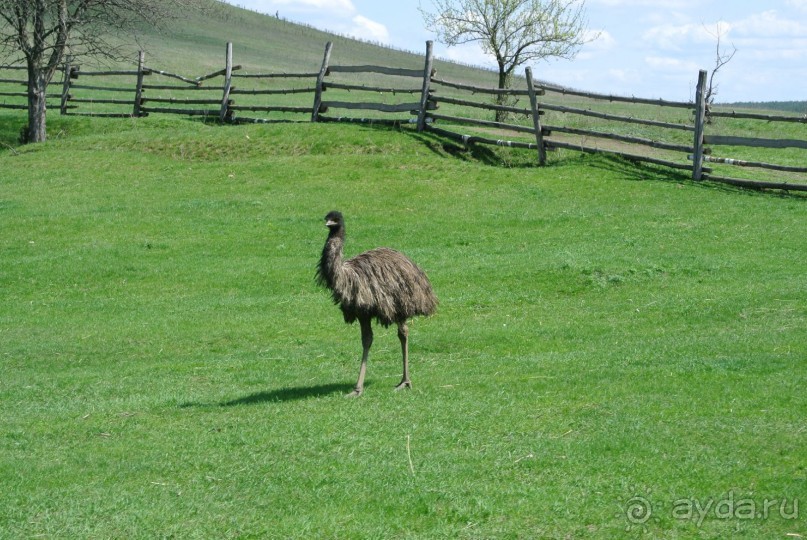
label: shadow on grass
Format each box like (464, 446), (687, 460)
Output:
(586, 152), (688, 184)
(219, 382), (357, 406)
(587, 153), (807, 199)
(405, 128), (508, 166)
(0, 114), (24, 150)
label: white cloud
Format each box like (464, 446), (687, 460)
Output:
(587, 29), (615, 50)
(573, 29), (614, 60)
(349, 15), (390, 43)
(640, 9), (807, 68)
(739, 39), (807, 61)
(786, 0), (807, 12)
(732, 10), (807, 38)
(642, 22), (720, 51)
(645, 56), (699, 73)
(714, 11), (807, 63)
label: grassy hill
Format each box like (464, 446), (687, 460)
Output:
(111, 0), (499, 87)
(3, 0), (805, 182)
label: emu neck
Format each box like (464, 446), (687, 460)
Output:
(319, 226), (345, 289)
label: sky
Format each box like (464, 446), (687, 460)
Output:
(222, 0), (807, 103)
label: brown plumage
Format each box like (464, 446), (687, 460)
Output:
(316, 211), (437, 397)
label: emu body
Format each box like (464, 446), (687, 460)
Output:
(316, 211), (437, 397)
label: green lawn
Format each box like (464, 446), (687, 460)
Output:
(1, 115), (805, 538)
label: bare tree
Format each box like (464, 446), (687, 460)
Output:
(420, 0), (592, 121)
(704, 23), (737, 116)
(0, 0), (198, 143)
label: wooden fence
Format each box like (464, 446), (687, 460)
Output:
(1, 41), (805, 192)
(699, 108), (807, 190)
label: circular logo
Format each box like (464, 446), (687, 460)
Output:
(625, 495), (653, 525)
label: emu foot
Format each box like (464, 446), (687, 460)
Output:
(345, 388), (363, 398)
(394, 380), (412, 391)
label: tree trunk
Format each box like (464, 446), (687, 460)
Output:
(495, 66), (513, 123)
(26, 65), (48, 143)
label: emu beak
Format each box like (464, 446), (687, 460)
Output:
(326, 219), (337, 227)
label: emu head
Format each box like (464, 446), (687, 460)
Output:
(325, 210), (344, 230)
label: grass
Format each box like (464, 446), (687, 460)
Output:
(1, 113), (805, 538)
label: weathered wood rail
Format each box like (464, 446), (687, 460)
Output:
(0, 65), (63, 110)
(1, 40), (805, 192)
(309, 40), (436, 130)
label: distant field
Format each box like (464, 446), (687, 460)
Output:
(722, 101), (807, 114)
(1, 114), (805, 538)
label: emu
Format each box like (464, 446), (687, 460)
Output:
(316, 211), (437, 397)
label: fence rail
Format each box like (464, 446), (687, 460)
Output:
(1, 40), (805, 192)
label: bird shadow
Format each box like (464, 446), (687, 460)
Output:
(219, 382), (358, 406)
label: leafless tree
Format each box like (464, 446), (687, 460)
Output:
(0, 0), (201, 143)
(317, 211), (438, 397)
(704, 23), (737, 117)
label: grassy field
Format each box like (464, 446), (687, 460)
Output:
(1, 2), (806, 537)
(1, 113), (805, 538)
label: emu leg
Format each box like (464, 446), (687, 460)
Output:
(347, 317), (372, 397)
(394, 322), (412, 391)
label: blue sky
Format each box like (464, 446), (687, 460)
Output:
(223, 0), (807, 102)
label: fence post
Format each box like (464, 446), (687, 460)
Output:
(133, 51), (146, 117)
(525, 67), (546, 166)
(416, 40), (435, 132)
(60, 56), (73, 115)
(692, 69), (708, 181)
(312, 41), (333, 122)
(219, 42), (234, 122)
